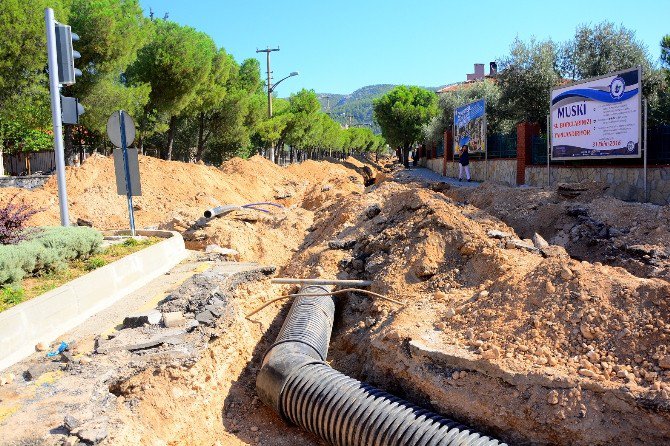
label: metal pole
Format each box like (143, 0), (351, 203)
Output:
(547, 114), (551, 187)
(119, 111), (136, 236)
(483, 115), (488, 181)
(644, 99), (648, 202)
(271, 278), (373, 287)
(257, 47), (279, 163)
(267, 50), (272, 118)
(452, 122), (456, 179)
(45, 8), (70, 226)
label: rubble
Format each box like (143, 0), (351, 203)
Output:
(122, 310), (162, 328)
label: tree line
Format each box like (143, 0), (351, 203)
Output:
(0, 0), (386, 167)
(374, 22), (670, 162)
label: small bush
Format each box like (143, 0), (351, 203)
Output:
(1, 285), (24, 307)
(0, 194), (41, 245)
(0, 226), (103, 285)
(122, 238), (139, 247)
(84, 256), (107, 271)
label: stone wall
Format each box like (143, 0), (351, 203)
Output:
(0, 175), (51, 190)
(526, 165), (670, 205)
(424, 157), (443, 174)
(423, 157), (517, 185)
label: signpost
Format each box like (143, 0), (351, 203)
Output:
(107, 111), (141, 236)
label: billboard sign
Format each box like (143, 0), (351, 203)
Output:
(454, 99), (486, 155)
(550, 66), (641, 160)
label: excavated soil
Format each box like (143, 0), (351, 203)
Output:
(279, 179), (670, 444)
(2, 156), (670, 445)
(444, 181), (670, 282)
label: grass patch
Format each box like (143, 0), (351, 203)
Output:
(84, 256), (107, 271)
(0, 286), (25, 311)
(0, 237), (161, 311)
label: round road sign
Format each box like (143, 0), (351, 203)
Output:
(106, 111), (136, 148)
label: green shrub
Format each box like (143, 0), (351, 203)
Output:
(122, 238), (139, 247)
(84, 256), (107, 271)
(0, 226), (103, 285)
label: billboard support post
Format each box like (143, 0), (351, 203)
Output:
(644, 98), (648, 202)
(546, 114), (550, 187)
(484, 114), (488, 181)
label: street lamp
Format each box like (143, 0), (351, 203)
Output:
(268, 71), (299, 117)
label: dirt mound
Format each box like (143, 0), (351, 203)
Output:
(285, 159), (365, 210)
(183, 207), (314, 266)
(0, 155), (364, 232)
(280, 180), (670, 444)
(444, 181), (670, 282)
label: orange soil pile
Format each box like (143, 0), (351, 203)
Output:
(0, 155), (364, 231)
(283, 181), (670, 398)
(182, 160), (365, 266)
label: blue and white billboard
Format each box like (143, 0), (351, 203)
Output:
(550, 67), (642, 160)
(454, 99), (486, 154)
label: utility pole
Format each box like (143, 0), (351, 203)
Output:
(255, 47), (298, 164)
(256, 47), (280, 119)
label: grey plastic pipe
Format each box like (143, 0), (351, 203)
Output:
(256, 286), (507, 446)
(204, 202), (284, 219)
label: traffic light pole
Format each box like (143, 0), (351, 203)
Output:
(45, 8), (70, 226)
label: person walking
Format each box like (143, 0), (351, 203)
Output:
(458, 145), (471, 182)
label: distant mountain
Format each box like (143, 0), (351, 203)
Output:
(317, 84), (442, 134)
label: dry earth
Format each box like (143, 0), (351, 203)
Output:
(1, 155), (670, 445)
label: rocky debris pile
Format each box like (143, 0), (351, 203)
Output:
(19, 263), (275, 446)
(93, 265), (275, 361)
(557, 181), (609, 199)
(443, 182), (670, 282)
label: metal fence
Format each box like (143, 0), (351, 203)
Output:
(531, 135), (547, 164)
(436, 139), (444, 157)
(648, 125), (670, 164)
(3, 151), (56, 176)
(487, 132), (517, 158)
(529, 126), (670, 166)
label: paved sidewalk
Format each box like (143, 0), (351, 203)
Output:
(393, 166), (481, 188)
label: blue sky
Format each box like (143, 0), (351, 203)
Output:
(139, 0), (669, 96)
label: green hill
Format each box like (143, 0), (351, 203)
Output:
(317, 84), (440, 134)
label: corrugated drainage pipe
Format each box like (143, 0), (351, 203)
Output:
(256, 285), (507, 446)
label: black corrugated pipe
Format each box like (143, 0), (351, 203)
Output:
(256, 286), (507, 446)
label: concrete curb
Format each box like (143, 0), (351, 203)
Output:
(0, 230), (187, 371)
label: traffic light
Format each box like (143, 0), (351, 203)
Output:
(61, 96), (85, 125)
(54, 24), (81, 85)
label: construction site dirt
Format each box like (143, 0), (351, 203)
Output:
(1, 154), (669, 445)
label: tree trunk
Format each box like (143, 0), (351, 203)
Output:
(64, 125), (76, 166)
(164, 116), (176, 160)
(137, 135), (144, 155)
(402, 144), (410, 168)
(196, 112), (206, 161)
